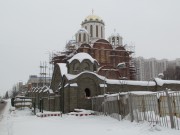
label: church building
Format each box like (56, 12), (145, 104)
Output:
(28, 13), (180, 114)
(51, 13), (136, 80)
(50, 13), (137, 112)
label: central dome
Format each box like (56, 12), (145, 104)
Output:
(82, 14), (104, 25)
(81, 13), (105, 40)
(85, 14), (102, 21)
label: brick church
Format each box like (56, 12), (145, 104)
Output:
(28, 13), (180, 113)
(50, 13), (136, 112)
(51, 13), (136, 80)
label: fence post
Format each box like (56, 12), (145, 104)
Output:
(165, 89), (174, 129)
(117, 94), (121, 121)
(33, 102), (36, 115)
(128, 93), (134, 122)
(39, 99), (41, 112)
(42, 98), (43, 113)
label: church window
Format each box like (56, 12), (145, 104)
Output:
(83, 62), (90, 70)
(112, 37), (115, 45)
(90, 25), (93, 37)
(93, 64), (97, 71)
(96, 25), (98, 37)
(106, 51), (110, 63)
(83, 33), (86, 42)
(117, 37), (119, 45)
(95, 50), (99, 62)
(85, 88), (91, 97)
(101, 26), (103, 38)
(79, 34), (81, 42)
(73, 63), (80, 71)
(101, 50), (105, 63)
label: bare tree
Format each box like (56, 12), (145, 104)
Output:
(4, 91), (9, 99)
(10, 85), (18, 98)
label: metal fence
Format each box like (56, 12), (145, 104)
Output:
(91, 90), (180, 130)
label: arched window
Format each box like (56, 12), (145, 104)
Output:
(93, 63), (97, 71)
(83, 33), (86, 42)
(73, 63), (80, 71)
(85, 88), (91, 97)
(90, 25), (93, 37)
(76, 35), (78, 42)
(112, 37), (115, 45)
(117, 37), (119, 45)
(101, 26), (103, 38)
(79, 34), (81, 42)
(85, 26), (87, 30)
(83, 62), (90, 70)
(96, 25), (98, 37)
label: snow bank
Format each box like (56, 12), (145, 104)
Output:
(155, 78), (180, 86)
(1, 100), (180, 135)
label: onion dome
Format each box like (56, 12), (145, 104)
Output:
(82, 14), (104, 25)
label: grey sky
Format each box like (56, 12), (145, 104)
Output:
(0, 0), (180, 95)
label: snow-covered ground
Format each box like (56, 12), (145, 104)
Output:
(0, 100), (180, 135)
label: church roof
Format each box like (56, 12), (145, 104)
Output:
(57, 63), (67, 76)
(76, 28), (88, 33)
(68, 52), (97, 64)
(65, 71), (105, 81)
(82, 14), (104, 25)
(64, 71), (157, 86)
(85, 14), (102, 22)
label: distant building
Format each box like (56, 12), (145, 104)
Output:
(27, 75), (51, 89)
(163, 58), (180, 80)
(135, 57), (180, 81)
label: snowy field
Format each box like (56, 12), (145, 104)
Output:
(0, 100), (180, 135)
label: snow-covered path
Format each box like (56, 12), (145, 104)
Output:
(0, 100), (12, 135)
(0, 100), (180, 135)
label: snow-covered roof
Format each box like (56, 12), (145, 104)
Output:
(68, 53), (97, 64)
(70, 83), (78, 87)
(95, 91), (156, 98)
(106, 79), (156, 86)
(64, 83), (69, 88)
(49, 89), (54, 94)
(65, 71), (105, 81)
(43, 88), (54, 94)
(57, 63), (67, 76)
(15, 102), (32, 106)
(154, 78), (180, 86)
(99, 84), (107, 87)
(39, 86), (49, 93)
(117, 62), (126, 68)
(14, 98), (32, 102)
(76, 28), (88, 34)
(64, 71), (157, 86)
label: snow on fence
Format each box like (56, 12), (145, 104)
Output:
(14, 97), (32, 109)
(91, 90), (180, 130)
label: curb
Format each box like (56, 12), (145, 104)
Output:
(67, 113), (95, 116)
(37, 113), (62, 117)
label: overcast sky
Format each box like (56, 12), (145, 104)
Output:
(0, 0), (180, 95)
